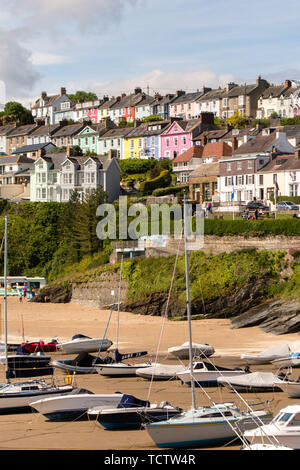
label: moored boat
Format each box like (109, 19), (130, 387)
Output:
(57, 334), (113, 354)
(177, 361), (248, 387)
(168, 342), (215, 360)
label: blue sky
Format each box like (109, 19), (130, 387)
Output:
(1, 0), (300, 105)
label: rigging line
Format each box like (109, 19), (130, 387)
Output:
(93, 290), (118, 365)
(116, 255), (124, 351)
(146, 231), (183, 403)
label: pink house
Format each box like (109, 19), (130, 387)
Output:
(160, 114), (217, 159)
(88, 105), (99, 123)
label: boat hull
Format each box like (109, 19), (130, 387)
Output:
(30, 393), (124, 421)
(57, 338), (112, 354)
(95, 363), (152, 377)
(177, 370), (246, 387)
(244, 424), (300, 450)
(0, 386), (73, 414)
(94, 407), (181, 430)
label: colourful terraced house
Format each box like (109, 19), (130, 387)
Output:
(73, 120), (116, 154)
(124, 120), (171, 159)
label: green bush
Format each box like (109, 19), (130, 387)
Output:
(152, 185), (189, 197)
(202, 218), (300, 236)
(119, 158), (156, 176)
(139, 170), (172, 195)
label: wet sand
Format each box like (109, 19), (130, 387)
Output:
(0, 296), (299, 451)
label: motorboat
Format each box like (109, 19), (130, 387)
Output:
(30, 391), (124, 421)
(145, 402), (273, 448)
(273, 376), (300, 398)
(272, 352), (300, 369)
(168, 342), (215, 360)
(56, 334), (113, 354)
(0, 378), (75, 414)
(240, 344), (291, 365)
(20, 340), (58, 354)
(52, 351), (116, 375)
(244, 405), (300, 449)
(177, 361), (248, 387)
(136, 364), (186, 381)
(0, 349), (53, 378)
(217, 372), (288, 393)
(88, 395), (182, 430)
(94, 348), (150, 377)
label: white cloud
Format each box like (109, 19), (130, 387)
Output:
(89, 69), (235, 97)
(30, 53), (71, 66)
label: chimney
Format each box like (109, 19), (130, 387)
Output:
(60, 87), (66, 96)
(284, 80), (292, 88)
(176, 90), (185, 97)
(134, 87), (142, 94)
(256, 75), (262, 86)
(104, 117), (115, 129)
(41, 91), (47, 100)
(121, 93), (126, 98)
(226, 82), (236, 92)
(108, 149), (118, 160)
(232, 136), (238, 151)
(199, 112), (214, 125)
(201, 133), (207, 146)
(202, 86), (212, 94)
(66, 146), (74, 158)
(154, 93), (162, 100)
(37, 148), (46, 159)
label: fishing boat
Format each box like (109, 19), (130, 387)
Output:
(30, 391), (124, 421)
(244, 405), (300, 449)
(136, 364), (186, 381)
(217, 371), (288, 393)
(168, 342), (215, 360)
(56, 334), (113, 354)
(87, 395), (182, 430)
(176, 360), (248, 387)
(145, 194), (272, 449)
(240, 344), (291, 365)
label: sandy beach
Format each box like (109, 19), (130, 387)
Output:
(0, 296), (299, 451)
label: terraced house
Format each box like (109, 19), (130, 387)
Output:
(51, 123), (86, 148)
(256, 80), (297, 119)
(32, 88), (73, 125)
(170, 89), (209, 120)
(0, 124), (17, 154)
(6, 123), (40, 155)
(73, 120), (116, 154)
(98, 127), (133, 159)
(220, 76), (269, 119)
(149, 93), (176, 120)
(30, 151), (121, 203)
(124, 120), (171, 159)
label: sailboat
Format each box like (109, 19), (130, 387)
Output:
(0, 216), (75, 413)
(94, 255), (155, 378)
(145, 195), (272, 448)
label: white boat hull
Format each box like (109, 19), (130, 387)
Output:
(275, 381), (300, 398)
(95, 363), (154, 377)
(177, 369), (246, 387)
(0, 385), (74, 414)
(57, 338), (112, 354)
(30, 393), (124, 421)
(168, 343), (215, 360)
(244, 423), (300, 449)
(136, 364), (185, 380)
(146, 410), (271, 448)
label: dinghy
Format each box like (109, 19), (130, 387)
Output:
(30, 391), (124, 421)
(244, 404), (300, 449)
(56, 334), (113, 354)
(52, 351), (116, 375)
(88, 395), (182, 430)
(168, 342), (215, 360)
(217, 372), (287, 393)
(177, 360), (248, 387)
(240, 344), (291, 365)
(136, 364), (186, 381)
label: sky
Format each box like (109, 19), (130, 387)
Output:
(1, 0), (300, 107)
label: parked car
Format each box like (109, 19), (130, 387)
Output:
(276, 201), (299, 211)
(246, 201), (269, 211)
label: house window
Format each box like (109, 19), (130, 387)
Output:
(166, 138), (170, 147)
(259, 174), (264, 185)
(182, 136), (186, 145)
(130, 139), (134, 149)
(130, 151), (135, 158)
(174, 137), (178, 146)
(227, 163), (231, 171)
(42, 188), (46, 199)
(248, 161), (253, 169)
(273, 174), (277, 184)
(138, 139), (142, 148)
(237, 161), (242, 170)
(151, 136), (155, 146)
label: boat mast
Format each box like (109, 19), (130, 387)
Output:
(183, 193), (196, 410)
(4, 215), (9, 383)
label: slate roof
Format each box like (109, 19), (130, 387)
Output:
(0, 125), (17, 136)
(29, 124), (62, 136)
(260, 154), (300, 172)
(52, 124), (85, 137)
(32, 94), (62, 110)
(190, 162), (220, 177)
(12, 143), (55, 154)
(126, 120), (170, 138)
(170, 91), (203, 105)
(7, 124), (38, 137)
(196, 88), (226, 102)
(260, 85), (297, 99)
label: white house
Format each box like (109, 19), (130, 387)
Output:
(256, 81), (297, 119)
(31, 88), (73, 125)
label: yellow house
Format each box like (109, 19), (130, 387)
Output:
(124, 134), (144, 159)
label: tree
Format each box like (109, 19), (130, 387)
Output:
(68, 91), (98, 103)
(226, 111), (251, 129)
(1, 102), (34, 125)
(143, 115), (163, 122)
